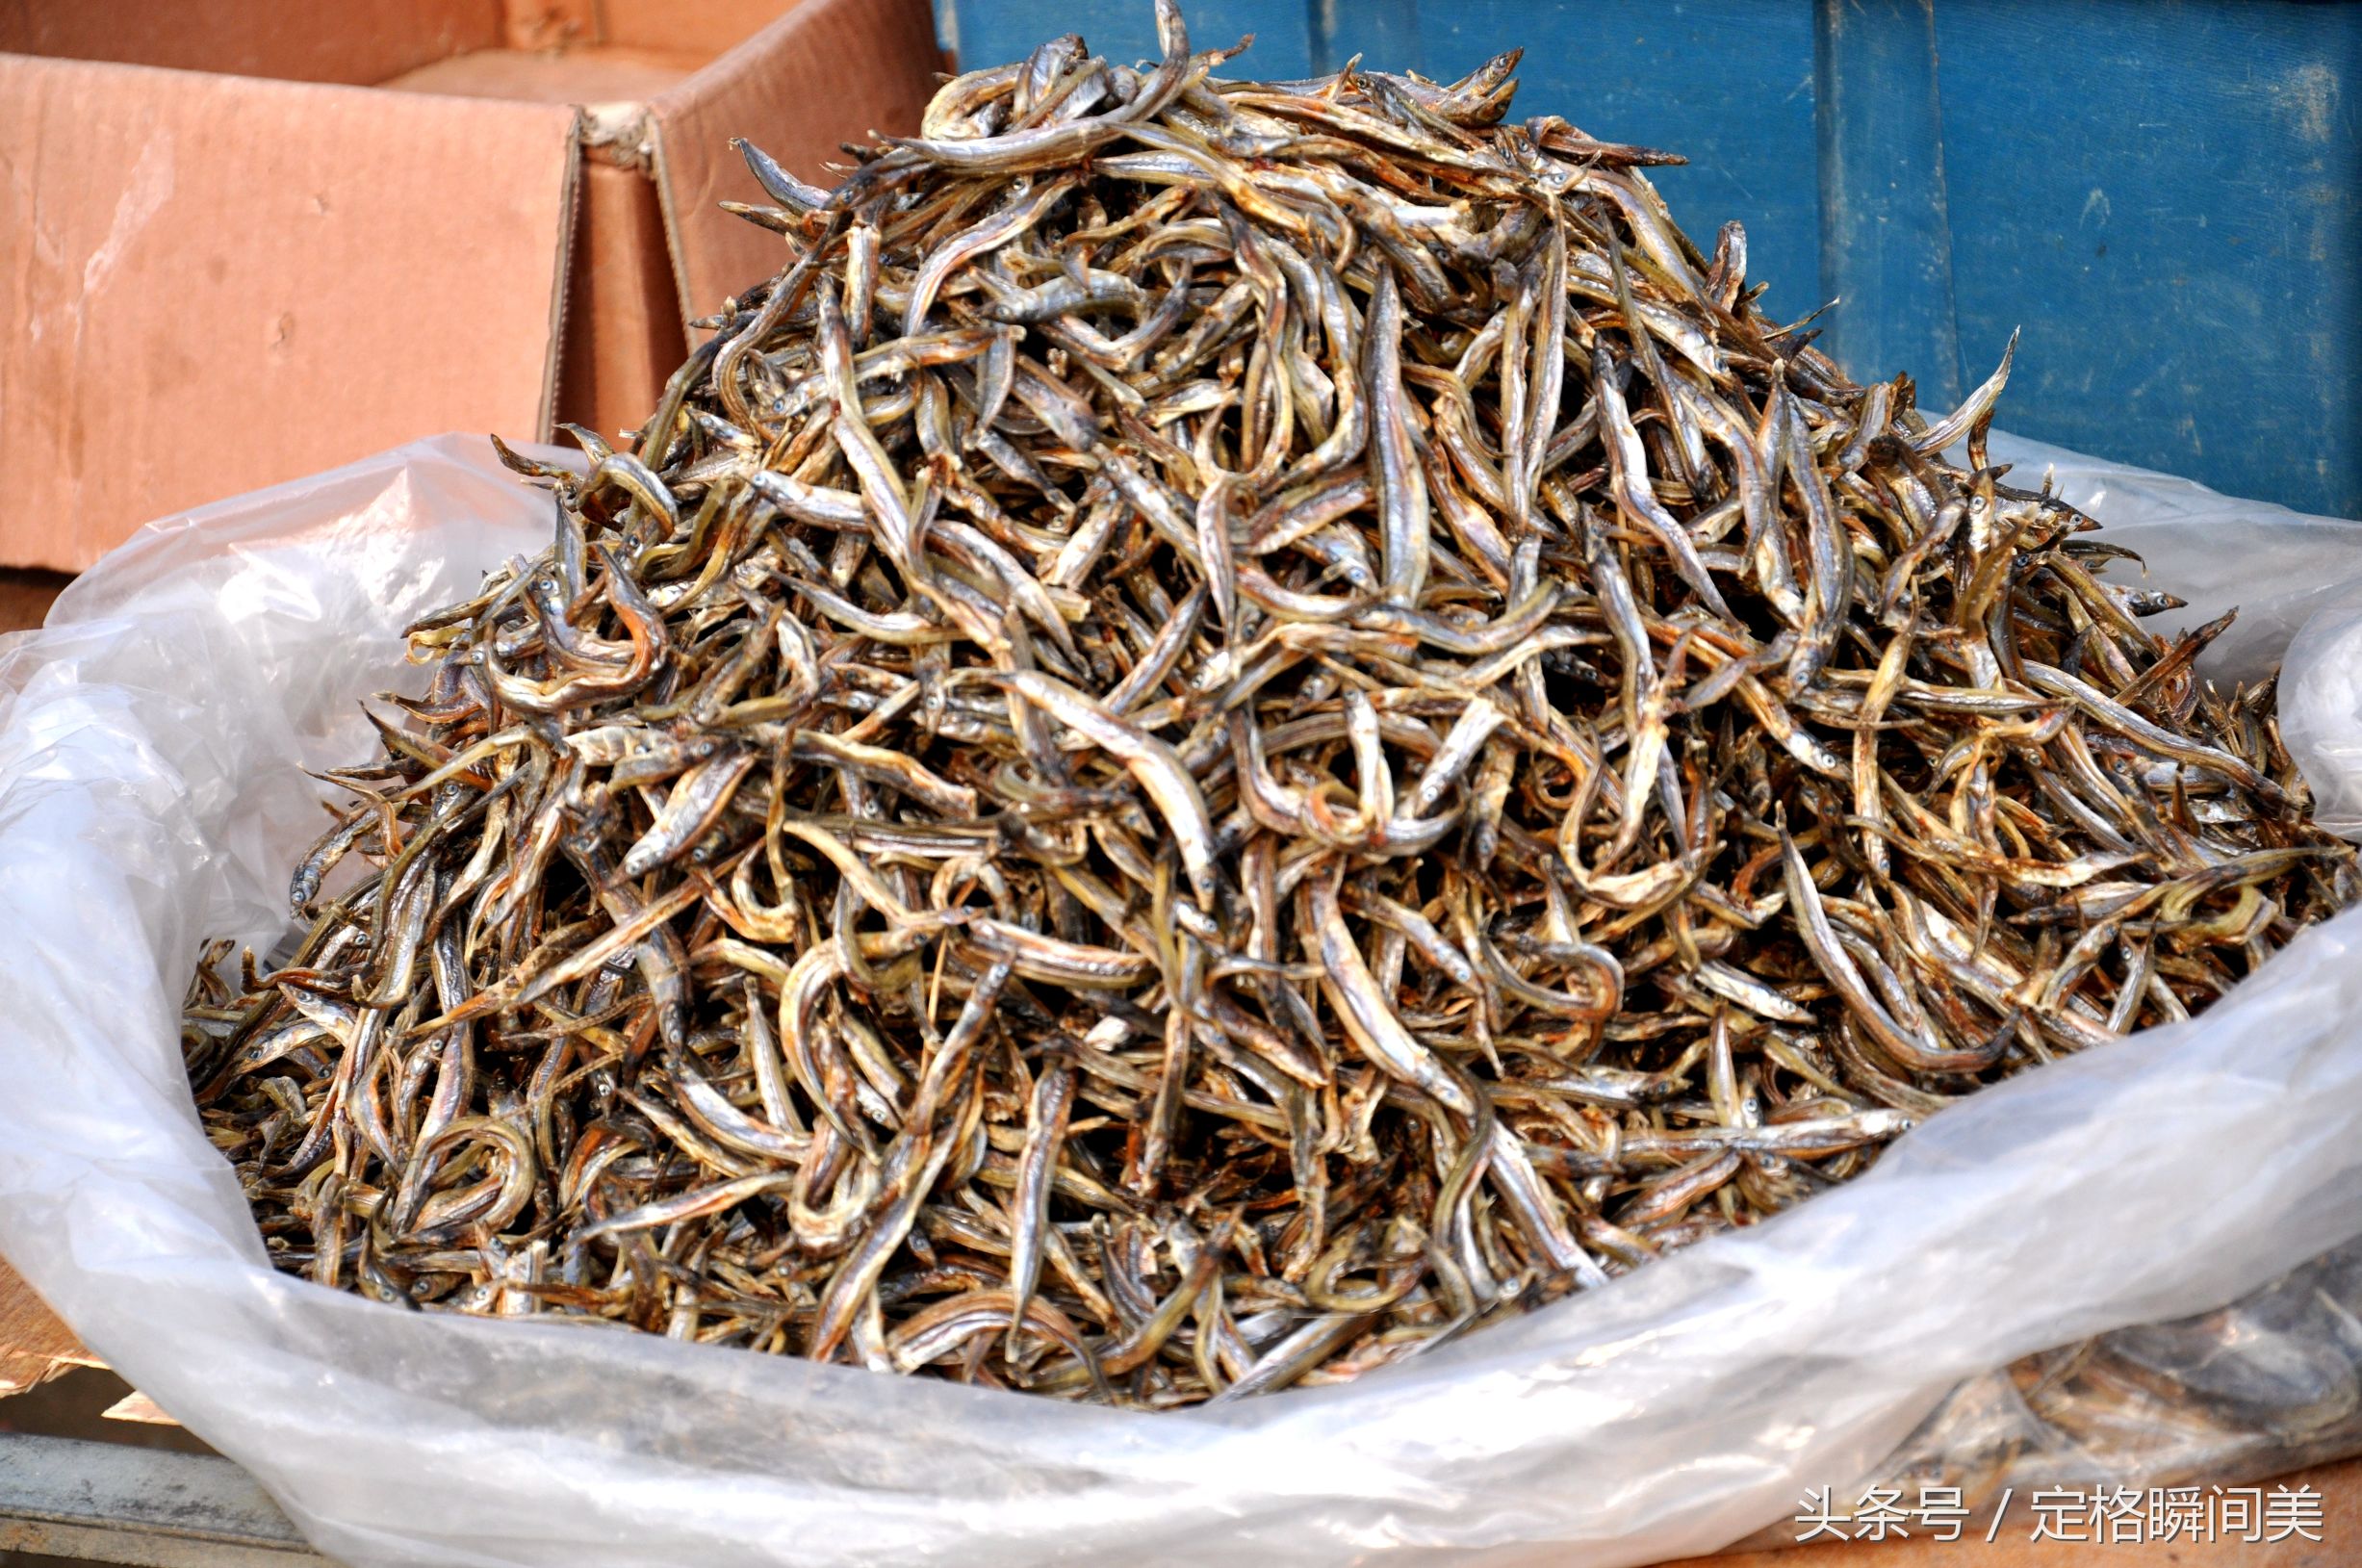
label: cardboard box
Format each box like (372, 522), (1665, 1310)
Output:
(0, 0), (943, 571)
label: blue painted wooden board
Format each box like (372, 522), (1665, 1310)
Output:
(1345, 2), (1824, 341)
(935, 0), (2362, 520)
(1933, 1), (2361, 522)
(934, 0), (1312, 92)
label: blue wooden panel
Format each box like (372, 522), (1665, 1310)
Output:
(936, 0), (1313, 82)
(1304, 0), (1419, 74)
(1349, 2), (1823, 324)
(1933, 1), (2362, 518)
(1812, 0), (1963, 406)
(934, 0), (2362, 517)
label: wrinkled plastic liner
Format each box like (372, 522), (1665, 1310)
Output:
(2, 431), (2359, 1568)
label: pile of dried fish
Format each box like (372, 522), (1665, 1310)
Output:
(185, 1), (2356, 1407)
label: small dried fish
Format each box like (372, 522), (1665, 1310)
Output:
(186, 1), (2356, 1412)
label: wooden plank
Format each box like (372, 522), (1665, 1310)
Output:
(1811, 0), (1963, 405)
(0, 1434), (326, 1568)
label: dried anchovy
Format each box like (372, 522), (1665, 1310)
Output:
(185, 2), (2357, 1407)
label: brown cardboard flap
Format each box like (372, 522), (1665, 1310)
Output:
(0, 0), (503, 85)
(596, 0), (818, 58)
(647, 0), (941, 322)
(0, 53), (578, 570)
(559, 160), (690, 442)
(0, 1255), (101, 1400)
(379, 43), (705, 106)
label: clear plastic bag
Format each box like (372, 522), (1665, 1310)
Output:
(1, 430), (2359, 1568)
(1864, 1233), (2362, 1515)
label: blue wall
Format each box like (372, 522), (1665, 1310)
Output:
(934, 0), (2362, 520)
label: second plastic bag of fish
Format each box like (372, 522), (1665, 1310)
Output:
(1, 431), (2358, 1565)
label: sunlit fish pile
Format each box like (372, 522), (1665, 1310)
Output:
(185, 2), (2357, 1406)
